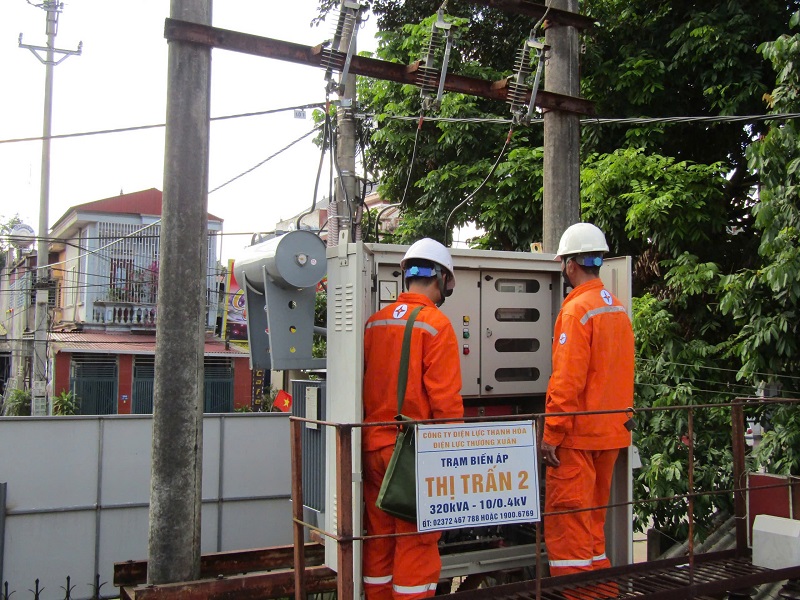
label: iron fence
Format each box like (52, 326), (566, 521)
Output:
(1, 575), (114, 600)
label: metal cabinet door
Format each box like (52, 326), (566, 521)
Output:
(439, 268), (481, 398)
(478, 271), (553, 396)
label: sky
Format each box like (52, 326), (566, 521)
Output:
(0, 0), (380, 261)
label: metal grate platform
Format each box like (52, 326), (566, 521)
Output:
(450, 550), (800, 600)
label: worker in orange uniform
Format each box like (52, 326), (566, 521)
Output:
(541, 223), (635, 578)
(362, 238), (464, 600)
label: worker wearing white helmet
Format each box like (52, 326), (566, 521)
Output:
(362, 238), (463, 600)
(399, 237), (456, 306)
(542, 223), (635, 583)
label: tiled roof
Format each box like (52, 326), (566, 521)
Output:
(51, 189), (223, 230)
(49, 331), (248, 357)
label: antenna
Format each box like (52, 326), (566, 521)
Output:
(321, 0), (364, 96)
(417, 9), (454, 112)
(507, 31), (547, 125)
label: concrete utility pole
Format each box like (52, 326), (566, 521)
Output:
(19, 1), (81, 415)
(147, 0), (211, 585)
(542, 0), (582, 252)
(333, 65), (360, 244)
(327, 3), (363, 247)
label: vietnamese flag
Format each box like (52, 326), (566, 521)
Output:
(274, 390), (293, 412)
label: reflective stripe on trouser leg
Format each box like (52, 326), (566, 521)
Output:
(589, 450), (620, 598)
(390, 524), (441, 600)
(363, 447), (397, 600)
(545, 447), (593, 577)
(393, 583), (439, 595)
(590, 449), (619, 571)
(363, 446), (442, 600)
(544, 448), (619, 577)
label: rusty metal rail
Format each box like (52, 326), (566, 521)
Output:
(114, 543), (334, 600)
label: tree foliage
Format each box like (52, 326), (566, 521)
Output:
(0, 214), (23, 270)
(718, 13), (800, 474)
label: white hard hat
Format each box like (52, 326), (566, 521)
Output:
(555, 223), (609, 259)
(401, 238), (456, 290)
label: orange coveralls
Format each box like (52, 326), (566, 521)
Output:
(362, 292), (463, 600)
(543, 279), (634, 577)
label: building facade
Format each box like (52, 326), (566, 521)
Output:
(0, 189), (253, 414)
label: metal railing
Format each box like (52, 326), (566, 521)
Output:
(289, 396), (800, 600)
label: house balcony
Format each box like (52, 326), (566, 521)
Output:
(92, 299), (157, 329)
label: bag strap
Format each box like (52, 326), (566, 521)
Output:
(397, 305), (424, 415)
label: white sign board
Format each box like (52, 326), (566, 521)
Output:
(415, 420), (540, 532)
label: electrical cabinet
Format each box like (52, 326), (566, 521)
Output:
(323, 239), (634, 587)
(371, 245), (561, 399)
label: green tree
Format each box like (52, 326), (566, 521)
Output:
(0, 214), (24, 270)
(718, 12), (800, 474)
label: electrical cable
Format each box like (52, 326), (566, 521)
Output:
(636, 356), (800, 383)
(329, 118), (354, 234)
(357, 118), (374, 240)
(5, 119), (323, 278)
(443, 125), (514, 243)
(634, 380), (786, 399)
(297, 103), (332, 230)
(356, 112), (800, 127)
(0, 103), (327, 145)
(375, 112), (426, 242)
(209, 125), (320, 194)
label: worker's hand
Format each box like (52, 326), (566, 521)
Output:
(540, 442), (560, 468)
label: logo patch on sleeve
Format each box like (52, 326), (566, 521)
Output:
(559, 333), (567, 345)
(600, 289), (613, 306)
(393, 304), (409, 319)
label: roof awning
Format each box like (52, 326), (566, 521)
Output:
(49, 332), (249, 358)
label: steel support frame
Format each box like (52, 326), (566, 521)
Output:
(162, 19), (594, 116)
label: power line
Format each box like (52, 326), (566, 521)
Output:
(358, 112), (800, 127)
(3, 105), (795, 148)
(0, 103), (326, 145)
(209, 126), (321, 194)
(8, 132), (314, 270)
(636, 356), (800, 383)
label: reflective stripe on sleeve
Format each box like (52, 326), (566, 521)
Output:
(580, 305), (626, 325)
(593, 553), (607, 562)
(366, 319), (439, 336)
(393, 582), (438, 595)
(549, 558), (594, 568)
(364, 575), (393, 585)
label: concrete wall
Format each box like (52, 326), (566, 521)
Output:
(0, 412), (292, 599)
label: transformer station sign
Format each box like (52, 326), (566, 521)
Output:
(416, 420), (540, 532)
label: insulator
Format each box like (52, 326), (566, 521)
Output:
(321, 1), (363, 95)
(507, 31), (547, 124)
(507, 46), (534, 110)
(416, 9), (454, 111)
